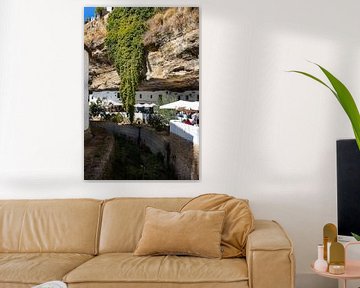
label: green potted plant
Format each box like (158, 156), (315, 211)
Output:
(290, 63), (360, 241)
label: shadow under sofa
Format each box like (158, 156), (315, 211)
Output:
(0, 198), (295, 288)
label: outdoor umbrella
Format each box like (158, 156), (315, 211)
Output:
(160, 100), (199, 111)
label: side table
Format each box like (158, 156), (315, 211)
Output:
(311, 242), (360, 288)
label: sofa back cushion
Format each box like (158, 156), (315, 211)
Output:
(133, 207), (225, 258)
(99, 198), (190, 253)
(0, 199), (102, 254)
(181, 194), (254, 258)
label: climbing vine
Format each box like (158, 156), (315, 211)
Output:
(106, 7), (159, 123)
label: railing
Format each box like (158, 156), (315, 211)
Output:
(169, 120), (199, 145)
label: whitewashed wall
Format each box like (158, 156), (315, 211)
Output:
(90, 91), (121, 105)
(0, 1), (360, 287)
(136, 90), (199, 103)
(90, 90), (199, 104)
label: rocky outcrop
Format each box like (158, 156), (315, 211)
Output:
(84, 15), (120, 91)
(142, 7), (199, 91)
(84, 8), (199, 92)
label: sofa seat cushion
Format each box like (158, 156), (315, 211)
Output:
(64, 253), (248, 285)
(0, 253), (93, 285)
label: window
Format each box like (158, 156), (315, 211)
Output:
(150, 95), (153, 99)
(178, 96), (181, 100)
(197, 95), (199, 101)
(139, 94), (142, 99)
(186, 95), (189, 100)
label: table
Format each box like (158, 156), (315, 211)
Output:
(311, 242), (360, 288)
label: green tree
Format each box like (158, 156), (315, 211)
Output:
(156, 94), (176, 124)
(95, 7), (106, 18)
(106, 8), (158, 123)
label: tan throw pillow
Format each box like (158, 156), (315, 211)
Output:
(134, 207), (225, 258)
(181, 193), (254, 258)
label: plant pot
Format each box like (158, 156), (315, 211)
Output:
(337, 139), (360, 238)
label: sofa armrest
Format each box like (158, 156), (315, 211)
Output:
(246, 220), (295, 288)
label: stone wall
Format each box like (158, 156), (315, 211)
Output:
(84, 125), (115, 180)
(169, 133), (199, 180)
(92, 121), (168, 160)
(91, 121), (199, 180)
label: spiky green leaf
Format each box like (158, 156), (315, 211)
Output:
(289, 64), (360, 150)
(316, 64), (360, 150)
(351, 232), (360, 241)
(288, 70), (337, 99)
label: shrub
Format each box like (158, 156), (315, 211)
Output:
(111, 113), (124, 123)
(103, 113), (112, 121)
(95, 7), (106, 17)
(89, 99), (106, 119)
(148, 114), (167, 131)
(163, 8), (176, 21)
(144, 7), (199, 47)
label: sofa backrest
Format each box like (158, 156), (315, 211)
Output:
(0, 199), (102, 255)
(99, 197), (190, 253)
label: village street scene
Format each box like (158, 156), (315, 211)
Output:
(84, 7), (200, 180)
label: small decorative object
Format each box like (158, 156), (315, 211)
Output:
(328, 242), (345, 275)
(314, 244), (328, 272)
(323, 223), (337, 262)
(328, 264), (345, 275)
(327, 241), (332, 264)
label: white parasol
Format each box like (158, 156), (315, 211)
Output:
(160, 100), (199, 111)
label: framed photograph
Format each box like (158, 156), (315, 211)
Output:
(84, 7), (199, 180)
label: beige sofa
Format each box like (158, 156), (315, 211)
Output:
(0, 198), (295, 288)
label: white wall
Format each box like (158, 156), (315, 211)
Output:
(0, 1), (359, 287)
(91, 91), (121, 105)
(136, 90), (165, 103)
(135, 90), (199, 103)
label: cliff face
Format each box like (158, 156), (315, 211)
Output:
(84, 15), (120, 91)
(84, 8), (199, 92)
(141, 7), (199, 91)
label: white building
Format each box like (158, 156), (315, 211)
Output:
(135, 90), (199, 104)
(90, 91), (122, 106)
(135, 91), (166, 104)
(89, 89), (200, 109)
(169, 90), (199, 102)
